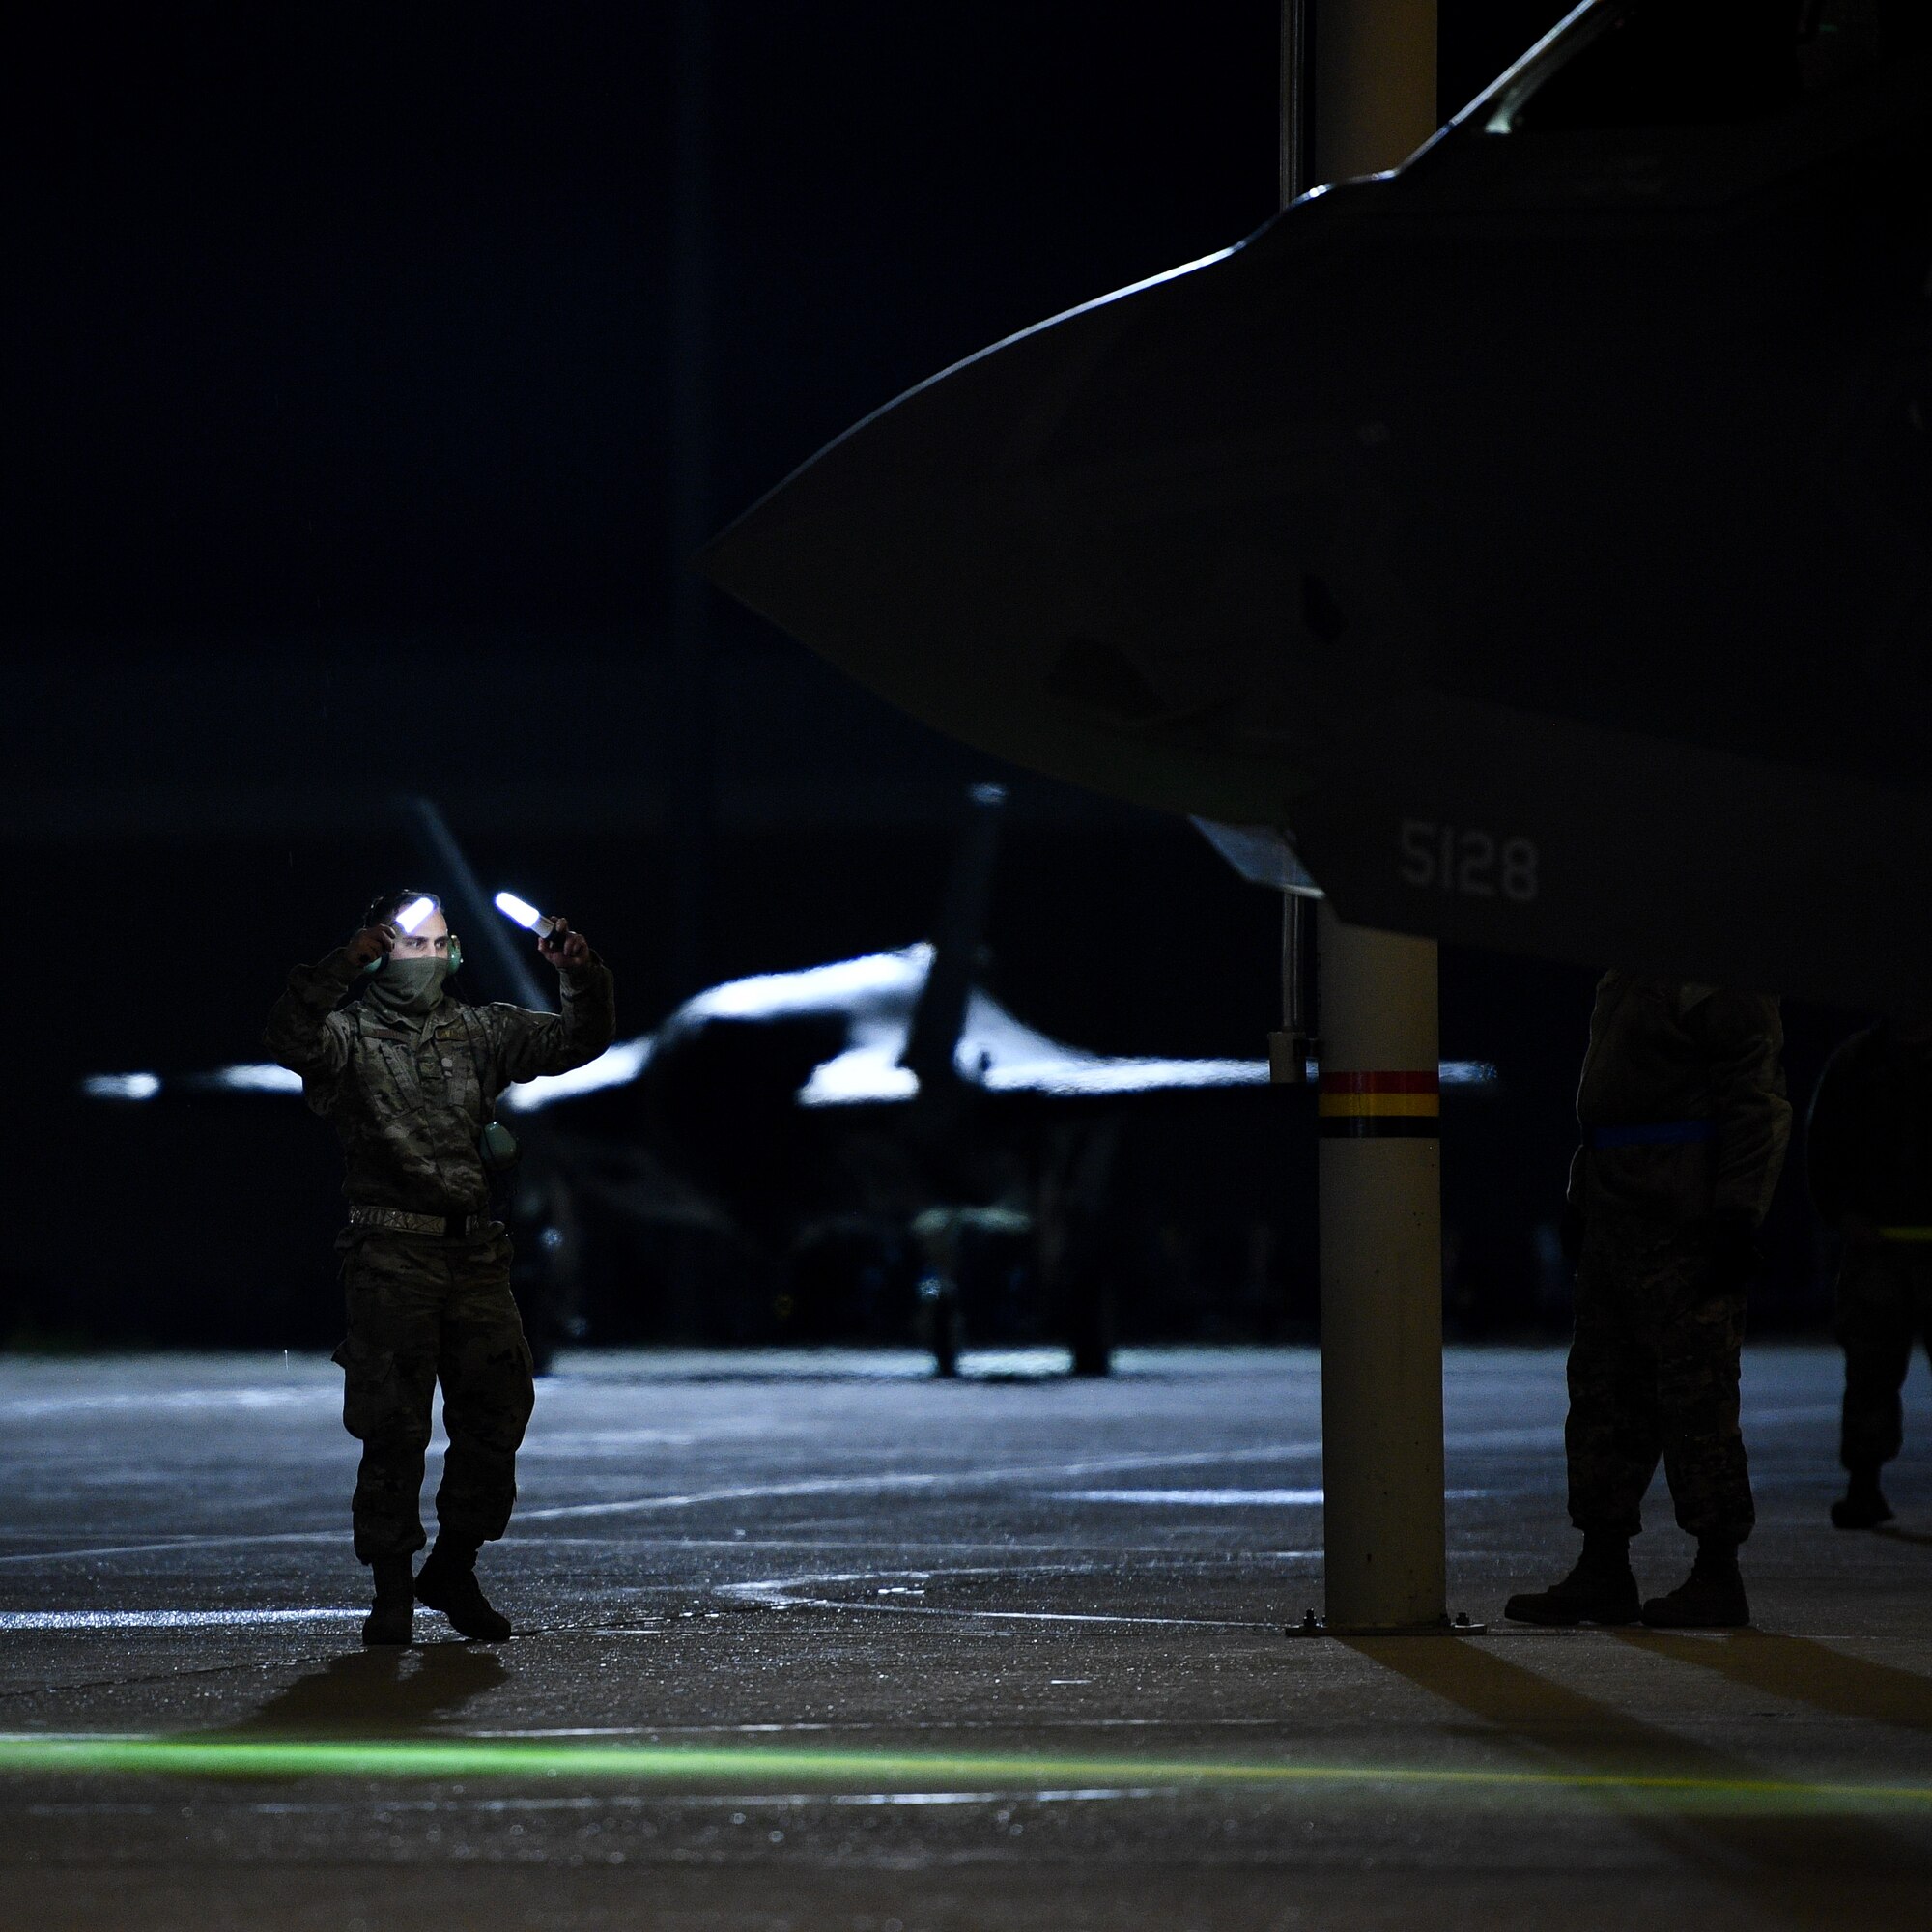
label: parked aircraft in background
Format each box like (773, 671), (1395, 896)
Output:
(83, 790), (1495, 1373)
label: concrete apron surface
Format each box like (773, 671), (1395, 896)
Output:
(0, 1345), (1926, 1931)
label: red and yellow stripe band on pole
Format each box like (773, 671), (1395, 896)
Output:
(1317, 1070), (1440, 1138)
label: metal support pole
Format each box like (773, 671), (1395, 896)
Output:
(1287, 0), (1447, 1634)
(1272, 2), (1319, 1091)
(1269, 890), (1313, 1085)
(667, 0), (717, 1005)
(1317, 906), (1445, 1628)
(1281, 0), (1313, 206)
(1309, 0), (1436, 185)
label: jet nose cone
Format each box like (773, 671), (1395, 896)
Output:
(698, 235), (1327, 824)
(698, 284), (1094, 671)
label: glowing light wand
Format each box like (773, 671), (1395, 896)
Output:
(494, 891), (559, 939)
(393, 895), (438, 936)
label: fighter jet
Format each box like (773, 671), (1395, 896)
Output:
(699, 0), (1932, 1012)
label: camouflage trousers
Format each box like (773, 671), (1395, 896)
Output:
(332, 1227), (535, 1563)
(1835, 1245), (1932, 1471)
(1566, 1211), (1753, 1543)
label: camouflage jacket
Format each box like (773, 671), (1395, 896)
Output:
(1567, 974), (1790, 1228)
(264, 948), (616, 1216)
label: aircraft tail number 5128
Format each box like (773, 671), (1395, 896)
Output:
(1399, 820), (1540, 903)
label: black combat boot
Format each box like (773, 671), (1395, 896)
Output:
(1503, 1533), (1640, 1626)
(1640, 1538), (1750, 1628)
(361, 1554), (416, 1647)
(413, 1535), (513, 1641)
(1831, 1464), (1894, 1529)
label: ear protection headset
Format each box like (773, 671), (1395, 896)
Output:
(359, 888), (463, 975)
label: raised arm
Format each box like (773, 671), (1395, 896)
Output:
(486, 916), (616, 1086)
(264, 923), (392, 1085)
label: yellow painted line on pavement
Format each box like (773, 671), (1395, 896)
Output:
(0, 1735), (1925, 1811)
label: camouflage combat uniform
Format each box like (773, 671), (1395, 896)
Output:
(265, 949), (616, 1560)
(1806, 1024), (1932, 1472)
(1563, 976), (1790, 1544)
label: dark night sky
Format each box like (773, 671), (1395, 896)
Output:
(2, 2), (1568, 642)
(9, 4), (1853, 1341)
(9, 5), (1271, 638)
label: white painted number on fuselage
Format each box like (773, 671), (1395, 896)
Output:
(1399, 820), (1539, 902)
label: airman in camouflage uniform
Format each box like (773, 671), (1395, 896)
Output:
(266, 888), (615, 1644)
(1805, 1010), (1932, 1529)
(1506, 975), (1790, 1630)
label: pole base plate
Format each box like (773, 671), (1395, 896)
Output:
(1284, 1610), (1489, 1637)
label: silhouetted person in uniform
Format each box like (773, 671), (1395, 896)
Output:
(1806, 1008), (1932, 1529)
(1507, 975), (1790, 1629)
(266, 888), (615, 1644)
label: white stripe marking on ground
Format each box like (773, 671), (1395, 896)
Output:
(0, 1609), (361, 1632)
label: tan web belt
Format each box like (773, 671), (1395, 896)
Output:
(1878, 1226), (1932, 1243)
(349, 1205), (489, 1238)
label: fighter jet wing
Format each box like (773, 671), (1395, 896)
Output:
(653, 942), (1492, 1108)
(700, 1), (1932, 1009)
(80, 1037), (656, 1110)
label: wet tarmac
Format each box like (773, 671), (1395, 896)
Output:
(0, 1344), (1928, 1930)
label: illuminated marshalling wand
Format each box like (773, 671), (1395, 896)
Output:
(494, 891), (560, 940)
(393, 895), (438, 936)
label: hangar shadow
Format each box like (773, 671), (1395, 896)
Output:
(1343, 1633), (1931, 1929)
(1618, 1628), (1932, 1734)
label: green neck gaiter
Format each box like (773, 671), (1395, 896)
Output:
(363, 957), (449, 1023)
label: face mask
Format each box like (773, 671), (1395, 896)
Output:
(363, 956), (449, 1021)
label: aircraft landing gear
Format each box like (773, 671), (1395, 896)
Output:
(1038, 1123), (1118, 1378)
(917, 1272), (964, 1378)
(1065, 1277), (1114, 1378)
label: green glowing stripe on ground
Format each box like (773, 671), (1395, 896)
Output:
(0, 1735), (1927, 1810)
